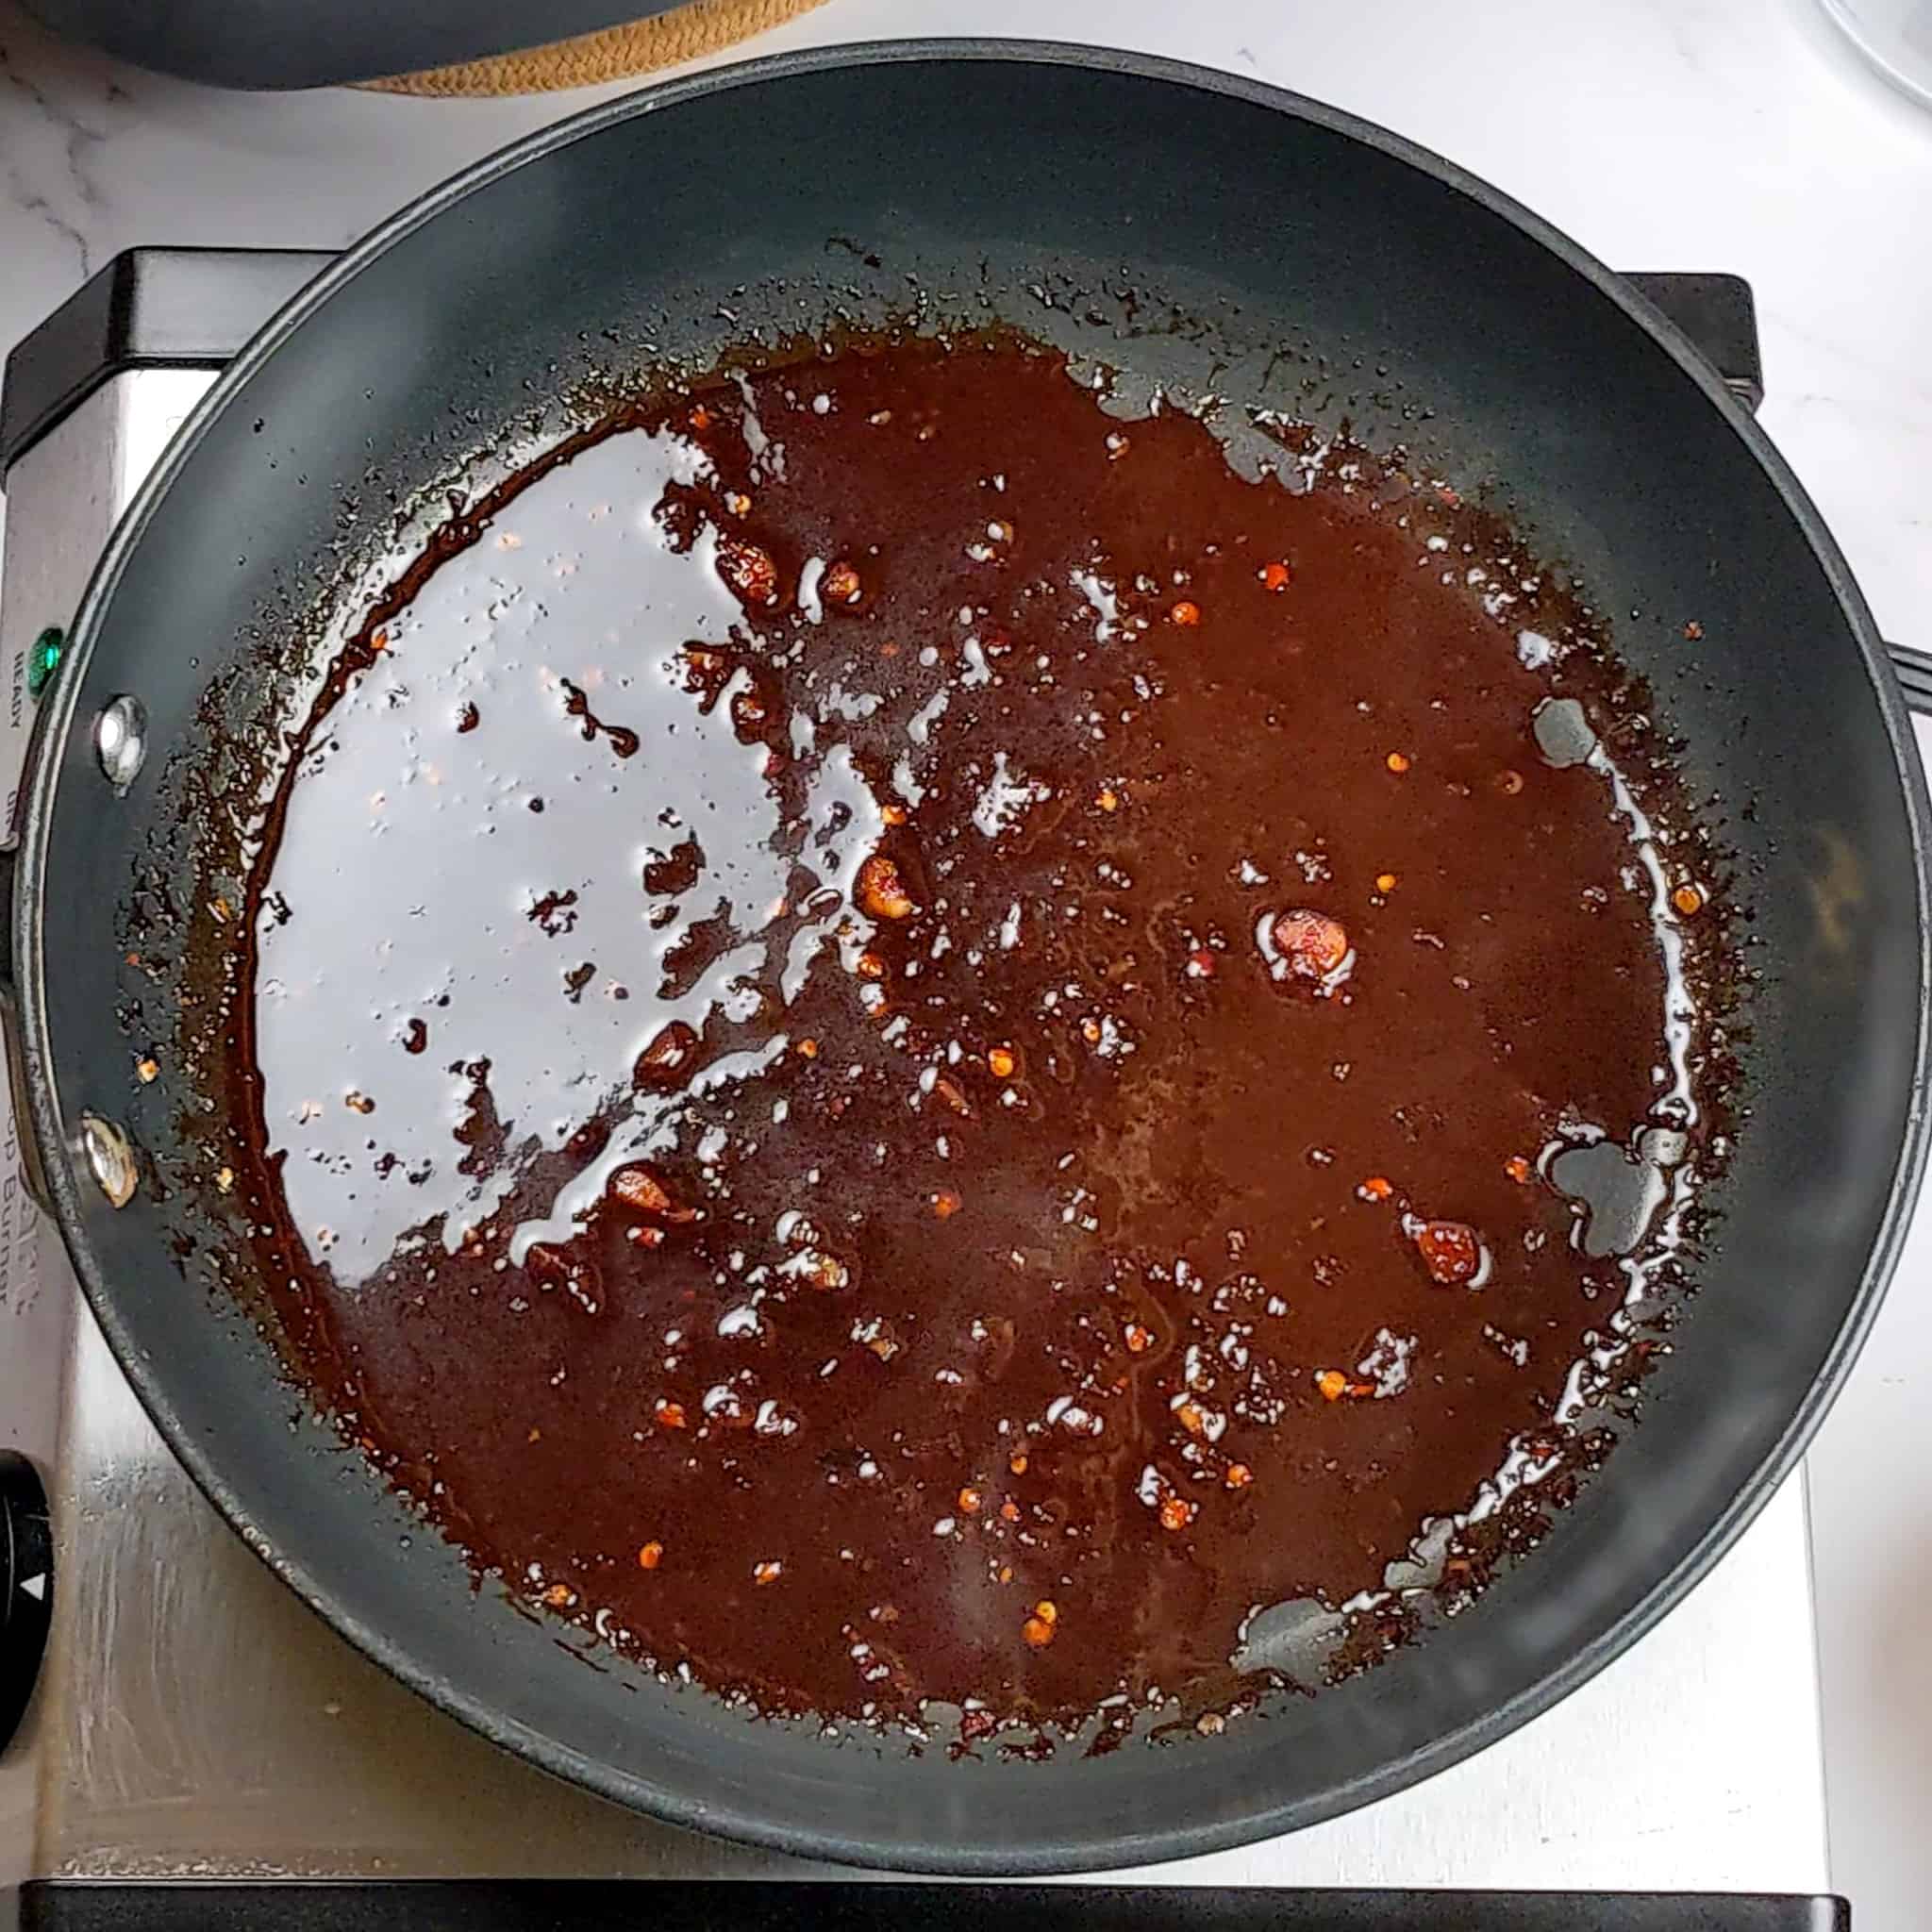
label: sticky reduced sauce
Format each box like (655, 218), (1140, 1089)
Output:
(229, 334), (1716, 1746)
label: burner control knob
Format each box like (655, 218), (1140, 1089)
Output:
(0, 1451), (51, 1753)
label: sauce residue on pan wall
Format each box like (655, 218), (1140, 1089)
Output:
(219, 332), (1726, 1750)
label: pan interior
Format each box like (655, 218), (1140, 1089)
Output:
(25, 47), (1924, 1871)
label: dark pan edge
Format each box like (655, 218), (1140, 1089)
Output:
(17, 38), (1932, 1875)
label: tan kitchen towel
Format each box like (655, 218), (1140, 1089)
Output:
(363, 0), (826, 95)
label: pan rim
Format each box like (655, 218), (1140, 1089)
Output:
(18, 35), (1932, 1876)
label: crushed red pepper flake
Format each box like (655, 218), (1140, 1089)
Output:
(857, 852), (917, 920)
(958, 1486), (984, 1515)
(1357, 1174), (1393, 1203)
(1158, 1495), (1196, 1531)
(638, 1541), (664, 1570)
(753, 1559), (784, 1586)
(1415, 1219), (1483, 1287)
(716, 534), (779, 608)
(1008, 1452), (1028, 1476)
(654, 1399), (688, 1430)
(1095, 786), (1120, 812)
(1672, 883), (1706, 917)
(1169, 599), (1201, 627)
(931, 1188), (962, 1219)
(1316, 1370), (1348, 1402)
(609, 1164), (676, 1216)
(1124, 1321), (1154, 1353)
(1224, 1463), (1254, 1491)
(1271, 908), (1350, 982)
(1385, 751), (1411, 774)
(987, 1046), (1017, 1079)
(1260, 560), (1291, 592)
(1505, 1155), (1534, 1185)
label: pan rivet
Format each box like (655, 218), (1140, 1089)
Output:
(94, 696), (147, 792)
(78, 1113), (138, 1210)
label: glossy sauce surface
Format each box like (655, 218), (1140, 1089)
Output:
(235, 337), (1701, 1741)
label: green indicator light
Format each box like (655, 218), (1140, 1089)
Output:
(26, 627), (64, 700)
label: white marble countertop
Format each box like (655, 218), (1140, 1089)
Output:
(2, 0), (1930, 1921)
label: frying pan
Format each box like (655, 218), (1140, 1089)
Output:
(7, 41), (1928, 1874)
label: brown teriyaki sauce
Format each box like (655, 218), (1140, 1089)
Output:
(225, 331), (1724, 1753)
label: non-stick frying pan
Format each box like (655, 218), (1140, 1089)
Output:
(8, 41), (1927, 1874)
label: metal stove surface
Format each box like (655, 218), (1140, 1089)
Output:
(0, 359), (1834, 1894)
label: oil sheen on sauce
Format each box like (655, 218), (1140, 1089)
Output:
(233, 333), (1711, 1746)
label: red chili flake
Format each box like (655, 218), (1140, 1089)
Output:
(1158, 1495), (1196, 1532)
(1260, 560), (1291, 592)
(1124, 1322), (1154, 1354)
(795, 1038), (820, 1059)
(931, 1189), (962, 1220)
(823, 559), (864, 607)
(1023, 1600), (1058, 1647)
(988, 1046), (1017, 1079)
(541, 1583), (575, 1608)
(932, 1075), (974, 1118)
(1187, 949), (1217, 978)
(633, 1020), (698, 1090)
(1271, 908), (1351, 982)
(753, 1559), (784, 1586)
(716, 535), (779, 608)
(958, 1486), (984, 1515)
(855, 949), (887, 981)
(1316, 1370), (1348, 1402)
(1505, 1155), (1534, 1185)
(609, 1165), (675, 1216)
(689, 405), (714, 431)
(1357, 1174), (1393, 1203)
(1175, 1400), (1208, 1437)
(1386, 751), (1411, 774)
(805, 1251), (850, 1291)
(1415, 1219), (1483, 1286)
(654, 1399), (689, 1430)
(858, 852), (917, 920)
(1169, 599), (1202, 627)
(1008, 1451), (1029, 1476)
(1000, 1500), (1022, 1523)
(1095, 787), (1121, 813)
(1224, 1463), (1254, 1491)
(638, 1541), (664, 1570)
(1672, 883), (1706, 917)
